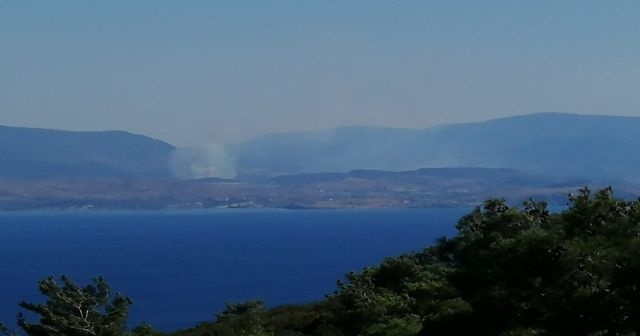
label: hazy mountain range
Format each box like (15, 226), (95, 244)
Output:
(229, 113), (640, 183)
(2, 112), (638, 182)
(1, 113), (638, 209)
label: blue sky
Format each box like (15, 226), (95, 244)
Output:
(1, 1), (639, 145)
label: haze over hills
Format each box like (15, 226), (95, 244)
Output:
(1, 112), (639, 209)
(1, 112), (637, 182)
(228, 113), (640, 183)
(0, 126), (175, 179)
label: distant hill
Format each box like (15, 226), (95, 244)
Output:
(271, 167), (562, 187)
(0, 126), (175, 179)
(228, 113), (640, 182)
(3, 113), (640, 183)
(0, 167), (598, 210)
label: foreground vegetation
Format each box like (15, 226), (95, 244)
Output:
(4, 187), (640, 335)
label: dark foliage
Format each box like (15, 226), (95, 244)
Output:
(1, 276), (133, 336)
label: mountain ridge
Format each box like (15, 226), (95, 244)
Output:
(0, 125), (175, 179)
(2, 112), (639, 183)
(227, 112), (640, 181)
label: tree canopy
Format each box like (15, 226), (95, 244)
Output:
(325, 187), (640, 335)
(1, 276), (132, 336)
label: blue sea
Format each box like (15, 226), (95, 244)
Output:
(0, 208), (468, 331)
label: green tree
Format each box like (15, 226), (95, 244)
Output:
(327, 187), (640, 335)
(216, 301), (267, 322)
(213, 301), (273, 336)
(129, 322), (159, 336)
(2, 275), (132, 336)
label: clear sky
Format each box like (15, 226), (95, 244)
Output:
(1, 1), (639, 146)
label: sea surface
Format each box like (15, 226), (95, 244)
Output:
(0, 208), (468, 331)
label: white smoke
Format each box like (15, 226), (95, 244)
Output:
(169, 144), (236, 179)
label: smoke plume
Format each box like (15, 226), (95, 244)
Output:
(169, 144), (236, 179)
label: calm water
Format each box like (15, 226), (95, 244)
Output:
(0, 208), (468, 331)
